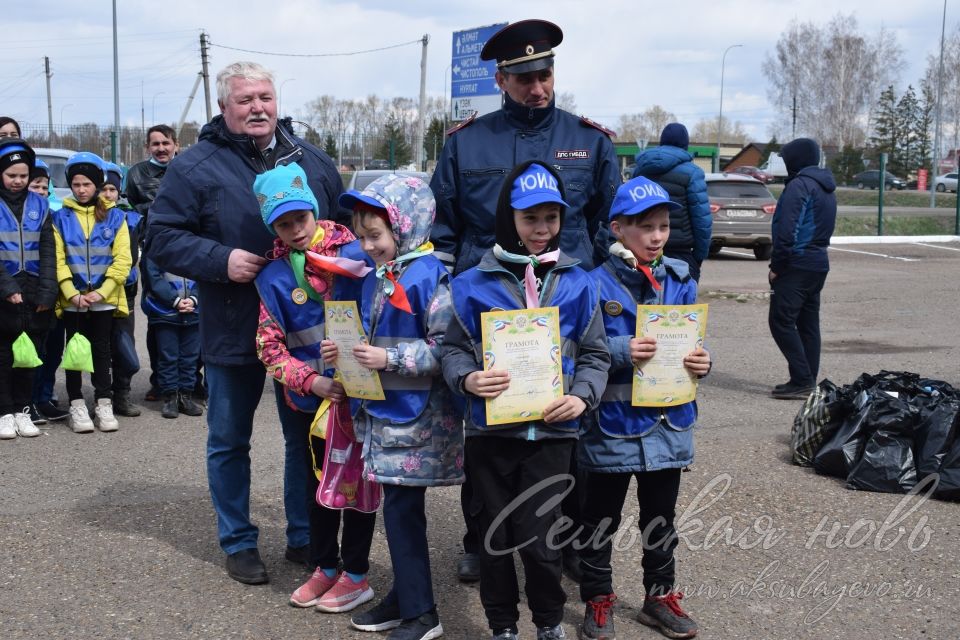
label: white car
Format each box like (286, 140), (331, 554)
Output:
(933, 172), (958, 193)
(33, 147), (77, 203)
(347, 169), (430, 192)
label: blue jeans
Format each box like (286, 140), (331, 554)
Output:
(205, 362), (266, 554)
(382, 485), (434, 619)
(271, 381), (312, 549)
(153, 322), (200, 393)
(33, 318), (65, 404)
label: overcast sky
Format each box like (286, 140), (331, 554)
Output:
(1, 0), (952, 143)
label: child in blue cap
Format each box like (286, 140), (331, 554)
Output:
(324, 173), (464, 640)
(576, 176), (711, 640)
(442, 160), (610, 640)
(251, 163), (378, 614)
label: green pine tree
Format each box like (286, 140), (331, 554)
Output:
(915, 82), (935, 179)
(869, 86), (899, 171)
(894, 85), (920, 176)
(323, 133), (338, 160)
(760, 136), (779, 167)
(424, 117), (446, 163)
(375, 118), (412, 169)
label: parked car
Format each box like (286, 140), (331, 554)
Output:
(705, 172), (777, 260)
(759, 152), (788, 182)
(33, 147), (76, 202)
(850, 170), (906, 190)
(364, 159), (392, 170)
(730, 165), (773, 183)
(347, 169), (430, 192)
(933, 172), (958, 193)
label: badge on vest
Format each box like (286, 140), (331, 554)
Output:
(27, 210), (39, 220)
(292, 288), (308, 305)
(101, 227), (113, 240)
(604, 300), (623, 316)
(490, 306), (505, 312)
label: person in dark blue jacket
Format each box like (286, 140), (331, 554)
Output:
(144, 61), (348, 586)
(767, 137), (836, 399)
(430, 20), (620, 278)
(633, 123), (712, 281)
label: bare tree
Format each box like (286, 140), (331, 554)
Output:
(691, 116), (749, 145)
(616, 105), (678, 143)
(556, 92), (577, 113)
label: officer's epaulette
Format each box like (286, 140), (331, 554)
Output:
(579, 115), (616, 138)
(445, 112), (477, 137)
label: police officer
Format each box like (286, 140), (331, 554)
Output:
(430, 19), (620, 276)
(429, 19), (620, 586)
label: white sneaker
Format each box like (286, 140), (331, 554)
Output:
(94, 398), (119, 432)
(69, 400), (94, 434)
(14, 408), (40, 437)
(0, 413), (16, 439)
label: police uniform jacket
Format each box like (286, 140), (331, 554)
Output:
(430, 95), (620, 275)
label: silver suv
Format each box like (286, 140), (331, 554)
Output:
(705, 172), (777, 261)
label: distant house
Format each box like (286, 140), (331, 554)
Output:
(723, 143), (768, 171)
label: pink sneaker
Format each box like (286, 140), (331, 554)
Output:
(314, 573), (374, 613)
(290, 568), (338, 608)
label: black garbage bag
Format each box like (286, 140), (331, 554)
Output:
(935, 436), (960, 501)
(813, 390), (873, 478)
(915, 397), (960, 480)
(846, 392), (921, 493)
(791, 380), (853, 467)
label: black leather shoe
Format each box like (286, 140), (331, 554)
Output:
(225, 548), (269, 585)
(284, 544), (311, 570)
(161, 392), (179, 419)
(178, 391), (204, 417)
(457, 552), (481, 583)
(113, 392), (142, 417)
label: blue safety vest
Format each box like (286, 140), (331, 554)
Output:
(0, 192), (50, 277)
(124, 210), (142, 287)
(52, 207), (125, 293)
(590, 261), (696, 437)
(359, 255), (448, 424)
(255, 240), (367, 413)
(451, 259), (597, 433)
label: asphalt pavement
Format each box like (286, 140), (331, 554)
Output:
(2, 239), (959, 640)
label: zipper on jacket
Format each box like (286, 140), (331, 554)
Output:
(18, 217), (25, 272)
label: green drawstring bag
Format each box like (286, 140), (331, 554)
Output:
(12, 332), (43, 368)
(62, 332), (94, 372)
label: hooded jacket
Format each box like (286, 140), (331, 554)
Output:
(352, 174), (464, 487)
(144, 116), (347, 366)
(632, 145), (712, 262)
(430, 94), (620, 275)
(770, 151), (836, 274)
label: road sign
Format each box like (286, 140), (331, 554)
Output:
(450, 23), (507, 121)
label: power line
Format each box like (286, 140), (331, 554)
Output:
(208, 38), (423, 58)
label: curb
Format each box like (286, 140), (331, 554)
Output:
(830, 235), (960, 245)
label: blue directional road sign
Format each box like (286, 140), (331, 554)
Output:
(450, 23), (507, 121)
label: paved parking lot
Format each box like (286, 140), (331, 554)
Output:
(1, 239), (958, 639)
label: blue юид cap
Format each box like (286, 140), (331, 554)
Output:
(510, 163), (569, 210)
(609, 176), (682, 221)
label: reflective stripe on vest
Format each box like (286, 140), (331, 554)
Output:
(451, 261), (597, 432)
(360, 255), (448, 423)
(53, 207), (124, 292)
(0, 193), (49, 276)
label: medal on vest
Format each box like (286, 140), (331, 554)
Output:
(291, 288), (308, 305)
(604, 300), (623, 316)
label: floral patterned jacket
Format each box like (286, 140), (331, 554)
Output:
(351, 174), (464, 487)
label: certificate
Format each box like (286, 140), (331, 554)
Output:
(480, 307), (563, 426)
(324, 301), (385, 401)
(632, 303), (708, 407)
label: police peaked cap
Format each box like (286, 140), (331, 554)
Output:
(481, 19), (563, 74)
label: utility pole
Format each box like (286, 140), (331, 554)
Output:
(200, 31), (213, 123)
(416, 34), (429, 170)
(44, 57), (54, 139)
(111, 0), (120, 163)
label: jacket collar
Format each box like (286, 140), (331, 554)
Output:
(477, 247), (579, 274)
(501, 93), (556, 129)
(200, 116), (299, 165)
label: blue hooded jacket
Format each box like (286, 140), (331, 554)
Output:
(770, 166), (836, 274)
(144, 116), (346, 366)
(632, 145), (712, 262)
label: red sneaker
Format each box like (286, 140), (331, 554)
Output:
(315, 573), (374, 613)
(289, 568), (338, 608)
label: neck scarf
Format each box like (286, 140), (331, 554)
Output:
(493, 244), (560, 308)
(376, 241), (435, 314)
(609, 241), (663, 291)
(288, 226), (371, 302)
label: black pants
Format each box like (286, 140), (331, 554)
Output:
(768, 269), (827, 386)
(0, 303), (52, 415)
(277, 399), (376, 573)
(64, 309), (114, 401)
(381, 485), (435, 619)
(466, 437), (574, 631)
(578, 468), (682, 600)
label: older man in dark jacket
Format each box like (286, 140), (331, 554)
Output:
(767, 137), (836, 399)
(145, 61), (347, 585)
